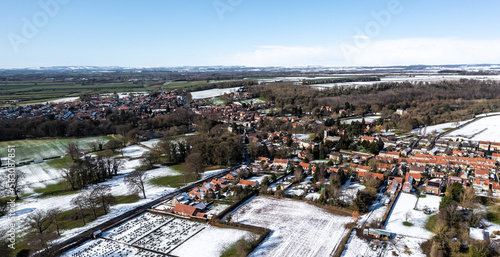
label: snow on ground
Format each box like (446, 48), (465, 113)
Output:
(247, 175), (269, 184)
(292, 134), (310, 140)
(442, 114), (500, 142)
(205, 203), (230, 216)
(340, 180), (365, 204)
(268, 175), (293, 192)
(121, 144), (149, 158)
(190, 87), (241, 99)
(305, 192), (320, 201)
(359, 195), (388, 226)
(233, 196), (352, 257)
(385, 193), (441, 239)
(140, 139), (160, 148)
(63, 212), (254, 257)
(342, 116), (381, 125)
(49, 97), (80, 103)
(62, 238), (162, 257)
(201, 169), (226, 179)
(412, 120), (471, 135)
(285, 187), (304, 196)
(170, 225), (255, 257)
(0, 139), (182, 243)
(0, 136), (111, 161)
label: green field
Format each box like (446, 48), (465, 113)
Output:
(0, 82), (156, 106)
(33, 181), (78, 198)
(0, 136), (112, 161)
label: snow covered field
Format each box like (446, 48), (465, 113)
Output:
(342, 230), (426, 257)
(443, 114), (500, 142)
(49, 97), (80, 103)
(190, 87), (241, 99)
(170, 225), (255, 257)
(385, 193), (441, 239)
(233, 196), (352, 257)
(62, 212), (253, 257)
(0, 136), (111, 161)
(0, 139), (183, 244)
(411, 120), (472, 136)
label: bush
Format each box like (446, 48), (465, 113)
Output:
(403, 221), (414, 226)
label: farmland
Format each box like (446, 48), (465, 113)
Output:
(231, 196), (352, 257)
(0, 82), (154, 106)
(0, 136), (112, 161)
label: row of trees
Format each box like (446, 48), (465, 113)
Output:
(62, 155), (122, 190)
(70, 185), (115, 226)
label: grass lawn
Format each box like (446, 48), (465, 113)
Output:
(403, 221), (414, 226)
(46, 155), (73, 169)
(169, 163), (185, 172)
(149, 175), (196, 188)
(33, 181), (79, 198)
(424, 214), (437, 232)
(115, 194), (141, 204)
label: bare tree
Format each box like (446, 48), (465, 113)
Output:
(124, 170), (147, 199)
(71, 193), (87, 225)
(47, 208), (62, 236)
(66, 142), (80, 160)
(185, 153), (204, 181)
(87, 141), (98, 152)
(61, 167), (78, 190)
(83, 190), (99, 219)
(25, 209), (54, 235)
(461, 186), (478, 210)
(0, 169), (25, 200)
(91, 185), (115, 215)
(405, 209), (412, 222)
(141, 150), (160, 169)
(294, 166), (304, 183)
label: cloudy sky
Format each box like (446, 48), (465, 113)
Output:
(1, 0), (500, 68)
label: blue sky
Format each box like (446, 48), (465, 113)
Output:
(1, 0), (500, 68)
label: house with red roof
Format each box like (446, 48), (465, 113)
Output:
(475, 169), (490, 179)
(491, 182), (500, 195)
(426, 179), (442, 195)
(473, 178), (490, 192)
(173, 203), (199, 217)
(273, 159), (289, 170)
(238, 179), (259, 187)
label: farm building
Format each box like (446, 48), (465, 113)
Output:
(363, 228), (393, 239)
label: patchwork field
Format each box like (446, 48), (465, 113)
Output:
(232, 196), (352, 257)
(0, 82), (151, 106)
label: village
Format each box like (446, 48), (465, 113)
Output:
(2, 85), (500, 256)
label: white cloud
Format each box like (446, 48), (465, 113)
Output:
(221, 38), (500, 67)
(223, 45), (342, 67)
(349, 38), (500, 66)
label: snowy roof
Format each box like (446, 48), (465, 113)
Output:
(469, 227), (485, 241)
